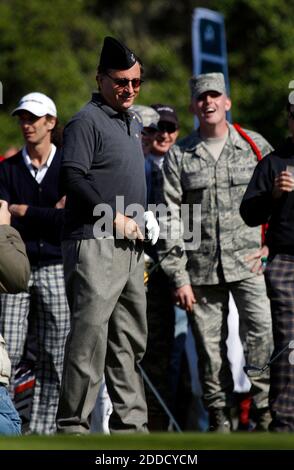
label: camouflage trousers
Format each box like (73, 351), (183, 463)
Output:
(189, 275), (273, 410)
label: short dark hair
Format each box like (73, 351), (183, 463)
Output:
(98, 58), (144, 76)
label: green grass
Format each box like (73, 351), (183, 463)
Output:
(0, 432), (293, 450)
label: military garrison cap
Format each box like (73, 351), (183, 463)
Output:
(99, 36), (138, 71)
(190, 73), (227, 99)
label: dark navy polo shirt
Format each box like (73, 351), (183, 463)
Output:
(61, 93), (146, 239)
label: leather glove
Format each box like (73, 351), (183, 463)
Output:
(143, 211), (160, 245)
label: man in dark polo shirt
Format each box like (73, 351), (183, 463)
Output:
(57, 37), (159, 434)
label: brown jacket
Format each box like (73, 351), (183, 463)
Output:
(0, 225), (30, 294)
(0, 224), (30, 384)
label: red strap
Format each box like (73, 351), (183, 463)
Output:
(233, 123), (263, 161)
(233, 123), (267, 243)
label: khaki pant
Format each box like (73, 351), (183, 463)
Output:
(57, 238), (148, 434)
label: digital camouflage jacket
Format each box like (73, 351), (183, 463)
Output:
(158, 123), (273, 287)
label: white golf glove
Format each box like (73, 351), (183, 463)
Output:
(143, 211), (160, 246)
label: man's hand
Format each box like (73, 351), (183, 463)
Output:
(272, 171), (294, 199)
(143, 211), (160, 245)
(55, 195), (66, 209)
(174, 284), (196, 313)
(245, 245), (269, 274)
(9, 204), (28, 217)
(0, 200), (11, 225)
(114, 212), (144, 241)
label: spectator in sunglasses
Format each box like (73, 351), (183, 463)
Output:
(142, 103), (180, 430)
(145, 104), (179, 204)
(149, 104), (179, 160)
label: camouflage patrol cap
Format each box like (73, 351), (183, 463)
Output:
(190, 73), (227, 99)
(130, 105), (159, 129)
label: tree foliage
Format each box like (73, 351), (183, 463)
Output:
(0, 0), (293, 152)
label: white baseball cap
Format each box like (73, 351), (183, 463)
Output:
(11, 92), (57, 117)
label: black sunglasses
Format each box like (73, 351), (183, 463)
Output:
(141, 128), (157, 136)
(105, 72), (143, 89)
(158, 121), (177, 133)
(289, 110), (294, 120)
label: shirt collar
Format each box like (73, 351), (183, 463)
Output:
(22, 143), (56, 169)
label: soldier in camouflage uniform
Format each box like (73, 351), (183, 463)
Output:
(158, 73), (273, 432)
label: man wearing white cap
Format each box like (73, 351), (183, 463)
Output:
(0, 92), (70, 434)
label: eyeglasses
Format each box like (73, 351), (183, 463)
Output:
(157, 121), (177, 133)
(289, 110), (294, 120)
(105, 72), (143, 89)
